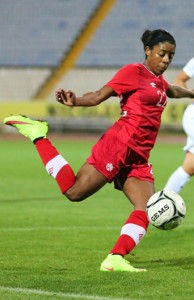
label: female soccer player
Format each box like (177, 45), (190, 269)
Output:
(164, 57), (194, 193)
(4, 29), (194, 272)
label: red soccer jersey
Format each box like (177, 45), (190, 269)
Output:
(105, 63), (169, 160)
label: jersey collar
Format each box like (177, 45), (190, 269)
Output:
(141, 63), (160, 78)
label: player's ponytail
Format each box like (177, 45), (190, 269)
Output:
(141, 29), (176, 50)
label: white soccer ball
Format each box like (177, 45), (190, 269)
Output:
(146, 190), (186, 230)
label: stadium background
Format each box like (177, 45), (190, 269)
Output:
(1, 0), (194, 133)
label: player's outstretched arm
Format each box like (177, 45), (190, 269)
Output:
(166, 83), (194, 99)
(173, 70), (190, 89)
(55, 86), (116, 107)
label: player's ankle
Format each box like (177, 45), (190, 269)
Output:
(33, 137), (45, 144)
(111, 253), (124, 257)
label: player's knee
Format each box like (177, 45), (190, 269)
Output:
(64, 189), (86, 202)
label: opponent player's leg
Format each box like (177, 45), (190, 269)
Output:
(178, 108), (194, 189)
(182, 151), (194, 175)
(4, 115), (108, 200)
(164, 151), (194, 193)
(165, 105), (194, 193)
(100, 177), (154, 272)
(164, 155), (191, 193)
(182, 104), (194, 178)
(164, 108), (194, 193)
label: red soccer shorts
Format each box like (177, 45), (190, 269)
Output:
(86, 133), (154, 190)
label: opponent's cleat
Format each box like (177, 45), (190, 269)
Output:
(4, 115), (48, 142)
(100, 254), (147, 272)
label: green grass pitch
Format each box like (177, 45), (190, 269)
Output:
(0, 136), (194, 300)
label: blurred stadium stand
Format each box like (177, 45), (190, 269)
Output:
(0, 0), (193, 68)
(77, 0), (194, 67)
(0, 0), (101, 67)
(0, 0), (194, 132)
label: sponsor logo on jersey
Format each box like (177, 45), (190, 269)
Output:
(150, 82), (156, 88)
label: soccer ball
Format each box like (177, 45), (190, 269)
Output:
(146, 190), (186, 230)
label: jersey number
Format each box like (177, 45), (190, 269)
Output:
(156, 91), (167, 108)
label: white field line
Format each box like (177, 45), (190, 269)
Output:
(0, 224), (193, 232)
(0, 286), (135, 300)
(0, 226), (121, 232)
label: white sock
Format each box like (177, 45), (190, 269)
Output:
(164, 166), (191, 193)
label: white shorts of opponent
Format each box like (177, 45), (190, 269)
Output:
(183, 103), (194, 154)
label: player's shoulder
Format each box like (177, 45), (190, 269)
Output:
(122, 63), (141, 69)
(119, 63), (141, 73)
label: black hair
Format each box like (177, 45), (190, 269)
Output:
(141, 29), (176, 50)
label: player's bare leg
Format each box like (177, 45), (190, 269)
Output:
(182, 151), (194, 175)
(123, 177), (155, 210)
(4, 115), (108, 201)
(101, 178), (154, 272)
(64, 162), (108, 201)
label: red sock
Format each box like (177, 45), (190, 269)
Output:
(35, 138), (75, 193)
(110, 210), (149, 256)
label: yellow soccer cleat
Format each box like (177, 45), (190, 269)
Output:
(4, 115), (48, 142)
(100, 254), (147, 272)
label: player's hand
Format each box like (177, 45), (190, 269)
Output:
(55, 89), (76, 106)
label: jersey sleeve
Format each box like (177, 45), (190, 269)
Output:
(183, 57), (194, 78)
(105, 64), (139, 96)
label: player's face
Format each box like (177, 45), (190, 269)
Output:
(144, 42), (175, 76)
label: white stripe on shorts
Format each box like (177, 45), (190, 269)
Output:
(46, 155), (68, 179)
(120, 223), (146, 245)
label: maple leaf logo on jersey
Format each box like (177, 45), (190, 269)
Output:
(150, 82), (156, 88)
(106, 163), (113, 172)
